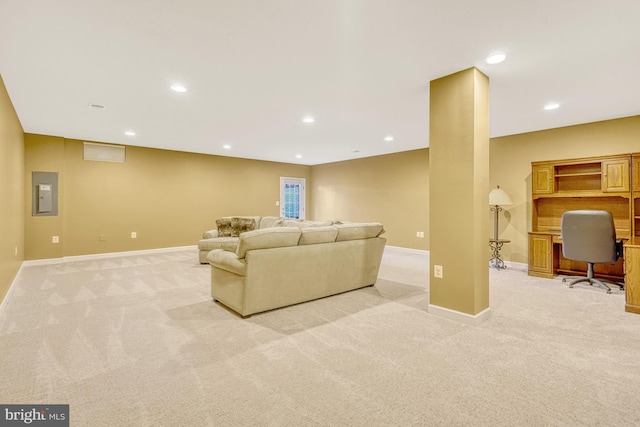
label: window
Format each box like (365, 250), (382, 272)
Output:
(280, 177), (305, 219)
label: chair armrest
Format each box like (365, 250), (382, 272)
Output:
(616, 239), (624, 259)
(203, 229), (219, 239)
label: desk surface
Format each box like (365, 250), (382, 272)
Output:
(625, 237), (640, 248)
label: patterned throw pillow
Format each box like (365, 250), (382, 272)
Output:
(216, 218), (234, 237)
(231, 217), (256, 237)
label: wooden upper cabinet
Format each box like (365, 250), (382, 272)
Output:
(602, 158), (630, 192)
(633, 155), (640, 192)
(532, 164), (553, 194)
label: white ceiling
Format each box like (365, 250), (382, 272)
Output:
(1, 0), (639, 165)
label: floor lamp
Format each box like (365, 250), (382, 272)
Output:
(489, 185), (514, 269)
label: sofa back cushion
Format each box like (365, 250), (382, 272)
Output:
(259, 216), (282, 229)
(335, 223), (385, 241)
(236, 227), (302, 258)
(282, 219), (334, 228)
(299, 226), (338, 245)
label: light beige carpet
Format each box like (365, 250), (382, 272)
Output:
(1, 248), (640, 426)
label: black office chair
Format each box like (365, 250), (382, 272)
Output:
(560, 210), (624, 294)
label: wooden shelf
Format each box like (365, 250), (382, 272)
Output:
(555, 172), (601, 178)
(533, 192), (630, 199)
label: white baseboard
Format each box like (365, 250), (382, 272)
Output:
(490, 260), (528, 272)
(0, 262), (27, 317)
(385, 245), (429, 255)
(22, 245), (198, 266)
(385, 246), (526, 273)
(427, 304), (491, 326)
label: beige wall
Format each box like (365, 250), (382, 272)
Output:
(24, 134), (65, 259)
(25, 135), (311, 259)
(310, 115), (640, 261)
(12, 86), (640, 288)
(0, 75), (25, 301)
(310, 149), (429, 250)
(490, 115), (640, 264)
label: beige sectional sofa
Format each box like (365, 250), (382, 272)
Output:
(206, 222), (386, 317)
(198, 215), (283, 263)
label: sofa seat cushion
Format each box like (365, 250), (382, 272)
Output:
(199, 237), (239, 251)
(335, 223), (385, 241)
(208, 249), (247, 276)
(299, 226), (338, 245)
(236, 227), (302, 258)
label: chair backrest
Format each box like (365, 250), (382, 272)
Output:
(561, 210), (617, 263)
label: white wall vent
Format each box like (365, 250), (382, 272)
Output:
(83, 142), (126, 163)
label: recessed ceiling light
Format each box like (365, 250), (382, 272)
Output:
(295, 154), (303, 159)
(171, 84), (187, 93)
(544, 102), (560, 110)
(485, 53), (506, 65)
(302, 116), (315, 124)
(384, 135), (394, 142)
(222, 144), (231, 150)
(124, 131), (136, 136)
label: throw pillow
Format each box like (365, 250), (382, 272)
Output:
(216, 218), (233, 237)
(231, 217), (256, 237)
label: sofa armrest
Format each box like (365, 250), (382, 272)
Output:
(208, 249), (247, 276)
(203, 229), (219, 239)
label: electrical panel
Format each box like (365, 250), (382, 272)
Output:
(37, 184), (53, 212)
(32, 171), (58, 216)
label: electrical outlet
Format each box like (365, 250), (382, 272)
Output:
(52, 236), (59, 244)
(275, 201), (280, 206)
(131, 232), (137, 239)
(99, 235), (107, 241)
(434, 265), (443, 278)
(416, 231), (425, 238)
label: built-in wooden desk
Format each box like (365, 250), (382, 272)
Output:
(528, 231), (626, 281)
(624, 238), (640, 314)
(527, 153), (640, 315)
(528, 153), (634, 282)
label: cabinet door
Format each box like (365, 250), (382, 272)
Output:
(602, 159), (630, 192)
(625, 245), (640, 314)
(532, 164), (553, 194)
(529, 234), (552, 275)
(633, 156), (640, 192)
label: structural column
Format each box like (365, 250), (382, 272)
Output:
(428, 67), (490, 324)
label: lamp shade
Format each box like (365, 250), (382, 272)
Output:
(489, 186), (514, 206)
